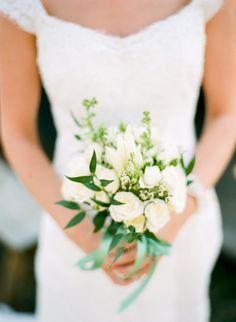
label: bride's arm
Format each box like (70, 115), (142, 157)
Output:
(0, 16), (143, 285)
(0, 16), (100, 252)
(159, 0), (236, 242)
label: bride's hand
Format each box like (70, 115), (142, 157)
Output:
(102, 243), (154, 286)
(65, 216), (152, 285)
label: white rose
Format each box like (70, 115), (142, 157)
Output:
(109, 192), (144, 222)
(143, 166), (161, 188)
(95, 165), (120, 194)
(125, 215), (146, 233)
(84, 142), (103, 162)
(161, 166), (187, 213)
(145, 199), (170, 233)
(61, 155), (94, 203)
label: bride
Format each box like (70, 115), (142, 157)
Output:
(0, 0), (235, 321)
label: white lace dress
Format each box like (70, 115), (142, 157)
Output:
(0, 1), (224, 321)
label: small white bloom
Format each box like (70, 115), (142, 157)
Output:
(125, 215), (146, 233)
(95, 165), (119, 194)
(143, 166), (161, 188)
(61, 155), (94, 203)
(145, 199), (170, 233)
(150, 127), (160, 145)
(124, 125), (143, 166)
(84, 142), (103, 162)
(109, 192), (144, 222)
(161, 166), (187, 213)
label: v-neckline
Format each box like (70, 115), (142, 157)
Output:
(37, 0), (197, 44)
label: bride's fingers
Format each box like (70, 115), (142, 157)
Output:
(104, 246), (137, 269)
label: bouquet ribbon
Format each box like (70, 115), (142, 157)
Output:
(77, 232), (159, 313)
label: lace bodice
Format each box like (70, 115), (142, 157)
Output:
(0, 0), (224, 176)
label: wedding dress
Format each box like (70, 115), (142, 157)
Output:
(0, 1), (224, 321)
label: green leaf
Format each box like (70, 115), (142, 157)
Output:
(66, 175), (101, 191)
(109, 234), (124, 252)
(93, 211), (108, 232)
(66, 175), (93, 183)
(100, 179), (114, 187)
(170, 159), (178, 166)
(187, 179), (193, 186)
(70, 111), (82, 127)
(55, 200), (80, 210)
(84, 182), (101, 191)
(107, 221), (122, 235)
(64, 212), (86, 229)
(89, 150), (97, 173)
(180, 155), (185, 170)
(145, 231), (172, 256)
(125, 232), (139, 243)
(110, 197), (125, 206)
(74, 134), (82, 140)
(112, 247), (125, 265)
(91, 198), (110, 208)
(144, 230), (159, 242)
(185, 156), (196, 176)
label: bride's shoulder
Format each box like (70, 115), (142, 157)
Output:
(0, 0), (44, 34)
(198, 0), (225, 21)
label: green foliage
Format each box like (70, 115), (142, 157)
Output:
(64, 212), (86, 229)
(55, 200), (80, 210)
(180, 155), (196, 176)
(91, 198), (110, 208)
(66, 175), (101, 191)
(112, 247), (125, 265)
(107, 221), (122, 235)
(100, 179), (114, 187)
(110, 197), (125, 205)
(89, 150), (97, 173)
(93, 210), (108, 232)
(109, 233), (124, 252)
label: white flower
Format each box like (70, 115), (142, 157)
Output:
(143, 166), (161, 188)
(109, 192), (144, 222)
(84, 142), (103, 162)
(95, 165), (119, 194)
(61, 155), (94, 203)
(145, 199), (170, 233)
(161, 166), (187, 213)
(125, 215), (146, 233)
(157, 142), (180, 165)
(105, 125), (143, 174)
(150, 127), (160, 145)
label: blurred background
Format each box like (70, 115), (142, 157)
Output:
(0, 87), (235, 322)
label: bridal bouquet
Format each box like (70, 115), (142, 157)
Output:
(57, 97), (195, 311)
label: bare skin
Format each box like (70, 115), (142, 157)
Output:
(0, 0), (235, 286)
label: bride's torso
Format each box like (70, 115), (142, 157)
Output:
(0, 0), (224, 176)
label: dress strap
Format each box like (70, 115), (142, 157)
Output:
(199, 0), (224, 22)
(0, 0), (45, 34)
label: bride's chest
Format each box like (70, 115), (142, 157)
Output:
(36, 7), (206, 99)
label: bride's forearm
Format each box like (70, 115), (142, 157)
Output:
(2, 134), (100, 252)
(193, 111), (236, 188)
(159, 112), (236, 243)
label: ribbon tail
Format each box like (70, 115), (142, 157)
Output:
(119, 260), (157, 313)
(77, 232), (112, 271)
(125, 237), (147, 279)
